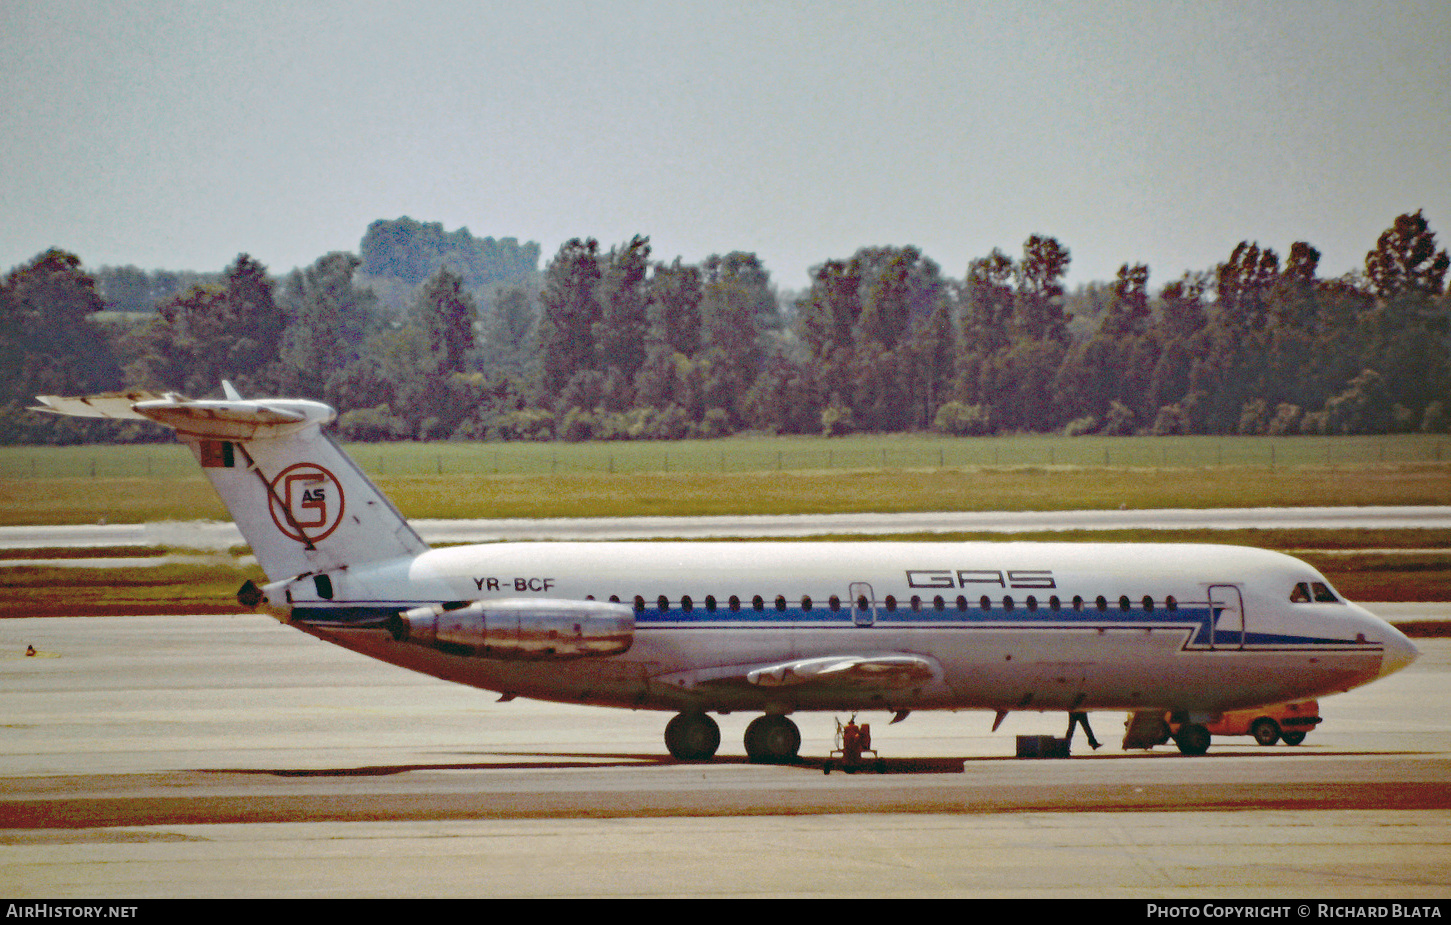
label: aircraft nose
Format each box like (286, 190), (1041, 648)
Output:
(1378, 625), (1420, 679)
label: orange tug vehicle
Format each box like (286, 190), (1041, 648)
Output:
(1124, 700), (1321, 750)
(1208, 700), (1322, 746)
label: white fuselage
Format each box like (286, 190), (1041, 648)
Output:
(284, 540), (1417, 719)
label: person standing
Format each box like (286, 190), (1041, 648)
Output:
(1065, 711), (1102, 750)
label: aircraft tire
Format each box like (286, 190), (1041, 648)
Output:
(744, 715), (801, 764)
(1279, 730), (1306, 746)
(1251, 718), (1281, 746)
(665, 712), (720, 761)
(1150, 719), (1172, 746)
(1173, 723), (1212, 756)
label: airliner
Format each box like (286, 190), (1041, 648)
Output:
(34, 385), (1420, 761)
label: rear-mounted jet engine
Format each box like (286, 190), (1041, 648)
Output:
(389, 598), (634, 660)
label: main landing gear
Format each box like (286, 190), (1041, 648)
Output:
(743, 715), (801, 764)
(664, 712), (720, 761)
(663, 712), (802, 764)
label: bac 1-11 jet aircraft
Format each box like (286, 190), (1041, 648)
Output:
(34, 385), (1419, 761)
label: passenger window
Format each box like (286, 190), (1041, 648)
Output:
(1026, 595), (1037, 612)
(633, 595), (645, 612)
(1049, 595), (1061, 611)
(705, 595), (717, 612)
(1118, 595), (1131, 612)
(910, 595), (922, 612)
(980, 595), (991, 611)
(1142, 595), (1154, 612)
(657, 595), (669, 613)
(1072, 596), (1084, 612)
(1166, 595), (1177, 611)
(752, 595), (764, 612)
(1312, 582), (1341, 603)
(801, 595), (812, 612)
(1002, 596), (1014, 611)
(774, 595), (787, 612)
(729, 595), (741, 612)
(956, 595), (967, 612)
(933, 595), (945, 611)
(681, 595), (693, 613)
(829, 595), (841, 612)
(1290, 583), (1312, 603)
(1095, 596), (1108, 612)
(885, 595), (897, 612)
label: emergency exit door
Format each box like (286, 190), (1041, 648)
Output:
(849, 582), (876, 627)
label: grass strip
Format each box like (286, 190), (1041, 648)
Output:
(0, 562), (256, 618)
(3, 463), (1448, 525)
(0, 546), (165, 560)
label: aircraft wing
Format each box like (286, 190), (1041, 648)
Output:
(653, 653), (940, 694)
(746, 654), (937, 688)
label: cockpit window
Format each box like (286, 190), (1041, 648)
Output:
(1291, 581), (1342, 604)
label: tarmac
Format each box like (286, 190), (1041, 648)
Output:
(1, 611), (1448, 898)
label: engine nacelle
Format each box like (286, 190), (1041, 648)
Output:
(391, 598), (634, 660)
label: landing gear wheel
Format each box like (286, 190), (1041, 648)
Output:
(1279, 731), (1306, 746)
(1148, 717), (1172, 747)
(743, 715), (801, 764)
(1173, 723), (1211, 756)
(665, 712), (720, 761)
(1251, 718), (1281, 746)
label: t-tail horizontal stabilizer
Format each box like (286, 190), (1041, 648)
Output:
(32, 383), (428, 583)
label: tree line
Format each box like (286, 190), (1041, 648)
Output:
(1, 211), (1446, 445)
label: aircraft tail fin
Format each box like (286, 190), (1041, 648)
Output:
(33, 384), (429, 582)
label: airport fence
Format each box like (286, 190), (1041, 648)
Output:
(1, 434), (1448, 480)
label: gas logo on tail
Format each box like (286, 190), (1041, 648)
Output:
(268, 463), (346, 543)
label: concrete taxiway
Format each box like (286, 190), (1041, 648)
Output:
(1, 612), (1448, 898)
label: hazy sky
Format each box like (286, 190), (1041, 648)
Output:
(3, 0), (1447, 292)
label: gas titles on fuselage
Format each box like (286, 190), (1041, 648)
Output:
(906, 569), (1057, 590)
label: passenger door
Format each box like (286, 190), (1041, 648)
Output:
(1208, 584), (1246, 650)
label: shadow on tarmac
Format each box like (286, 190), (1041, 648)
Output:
(199, 747), (1425, 778)
(203, 751), (972, 776)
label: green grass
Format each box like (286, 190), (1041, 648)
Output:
(0, 561), (256, 617)
(0, 434), (1448, 525)
(0, 545), (164, 560)
(374, 464), (1451, 520)
(348, 433), (1451, 475)
(0, 477), (231, 524)
(2, 464), (1448, 525)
